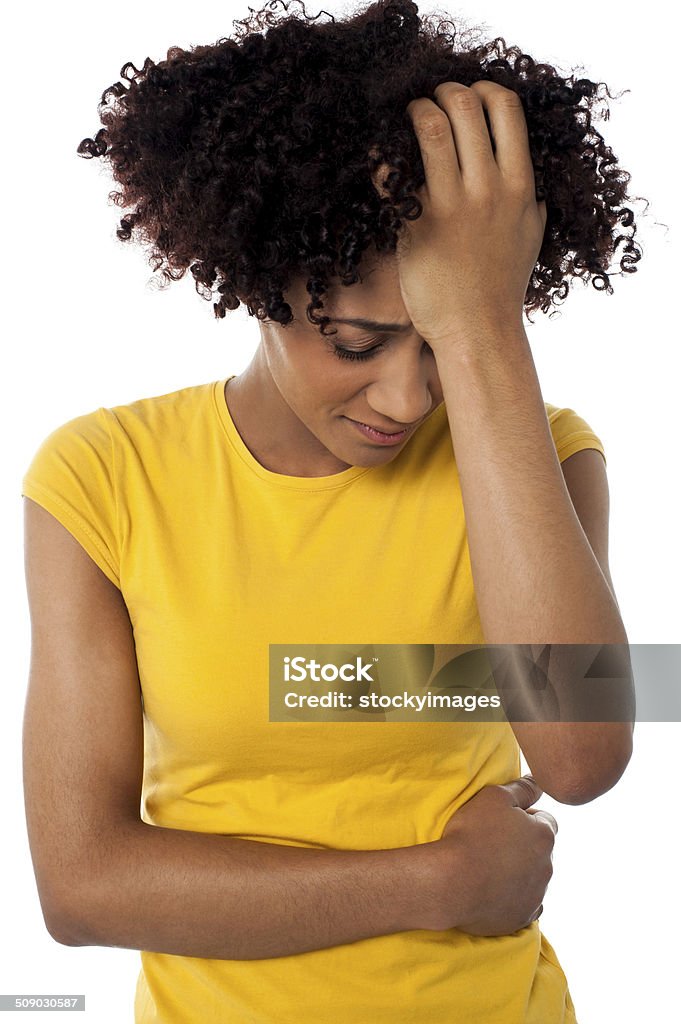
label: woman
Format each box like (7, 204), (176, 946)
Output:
(21, 1), (638, 1021)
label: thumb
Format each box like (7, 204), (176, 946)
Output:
(503, 773), (544, 810)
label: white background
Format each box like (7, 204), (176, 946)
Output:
(2, 0), (678, 1021)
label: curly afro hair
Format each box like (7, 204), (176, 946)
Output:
(77, 0), (645, 337)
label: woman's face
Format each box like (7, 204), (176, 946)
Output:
(252, 253), (445, 474)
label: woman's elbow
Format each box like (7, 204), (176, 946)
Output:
(39, 885), (96, 947)
(543, 735), (634, 805)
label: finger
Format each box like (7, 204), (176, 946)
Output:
(503, 774), (543, 809)
(468, 80), (535, 192)
(431, 82), (497, 192)
(526, 808), (558, 836)
(368, 146), (393, 201)
(406, 95), (462, 212)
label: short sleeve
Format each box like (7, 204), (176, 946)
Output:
(545, 404), (607, 468)
(21, 408), (121, 589)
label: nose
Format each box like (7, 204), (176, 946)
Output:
(364, 342), (436, 427)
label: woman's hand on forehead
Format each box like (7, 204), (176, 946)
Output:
(371, 80), (548, 353)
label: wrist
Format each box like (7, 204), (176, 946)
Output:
(428, 317), (529, 363)
(393, 840), (450, 932)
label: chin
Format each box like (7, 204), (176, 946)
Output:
(350, 443), (402, 465)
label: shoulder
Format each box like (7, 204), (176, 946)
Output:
(106, 379), (215, 440)
(544, 402), (607, 467)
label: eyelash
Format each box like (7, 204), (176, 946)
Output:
(332, 340), (386, 362)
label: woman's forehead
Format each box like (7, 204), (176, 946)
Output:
(287, 256), (403, 323)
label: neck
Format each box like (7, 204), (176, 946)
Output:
(224, 344), (351, 476)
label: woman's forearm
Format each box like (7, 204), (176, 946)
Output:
(434, 324), (626, 645)
(431, 325), (632, 798)
(57, 821), (440, 959)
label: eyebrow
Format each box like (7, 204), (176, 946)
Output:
(328, 317), (412, 333)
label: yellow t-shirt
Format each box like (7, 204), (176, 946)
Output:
(21, 376), (606, 1024)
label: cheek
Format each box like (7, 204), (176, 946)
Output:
(268, 338), (311, 389)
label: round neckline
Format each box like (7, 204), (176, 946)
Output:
(212, 376), (376, 490)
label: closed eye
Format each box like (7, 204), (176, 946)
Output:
(332, 341), (386, 362)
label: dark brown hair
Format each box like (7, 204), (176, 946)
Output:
(77, 0), (645, 335)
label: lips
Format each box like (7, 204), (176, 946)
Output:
(344, 416), (418, 446)
(351, 418), (415, 434)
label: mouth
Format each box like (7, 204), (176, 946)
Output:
(344, 417), (417, 446)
